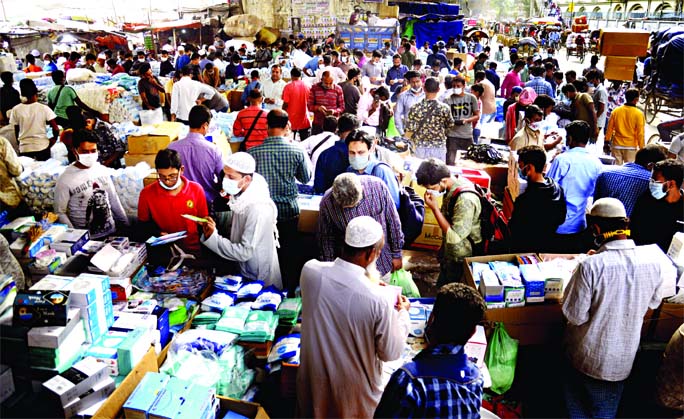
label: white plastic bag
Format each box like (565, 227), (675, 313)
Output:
(139, 108), (163, 125)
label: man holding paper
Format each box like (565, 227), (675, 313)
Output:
(199, 153), (282, 288)
(137, 149), (208, 255)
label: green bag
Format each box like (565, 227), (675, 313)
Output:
(485, 322), (519, 395)
(389, 269), (421, 298)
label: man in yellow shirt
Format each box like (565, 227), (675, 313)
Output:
(605, 88), (645, 165)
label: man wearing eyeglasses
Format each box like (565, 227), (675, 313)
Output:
(137, 148), (209, 255)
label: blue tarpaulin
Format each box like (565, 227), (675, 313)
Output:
(413, 21), (464, 46)
(393, 2), (460, 16)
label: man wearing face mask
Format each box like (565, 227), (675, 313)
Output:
(509, 145), (566, 252)
(547, 121), (603, 253)
(441, 75), (480, 165)
(509, 105), (562, 151)
(159, 50), (174, 77)
(630, 159), (684, 253)
(137, 149), (209, 255)
(416, 158), (482, 286)
(200, 152), (281, 287)
(168, 105), (224, 209)
(299, 215), (410, 419)
(394, 71), (424, 137)
(55, 129), (128, 239)
(345, 130), (400, 208)
(318, 173), (403, 276)
(562, 198), (675, 419)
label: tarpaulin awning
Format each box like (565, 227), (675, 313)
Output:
(413, 20), (464, 46)
(393, 2), (460, 16)
(151, 19), (202, 32)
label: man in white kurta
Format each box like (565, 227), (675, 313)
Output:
(200, 153), (282, 288)
(261, 65), (287, 111)
(297, 216), (410, 418)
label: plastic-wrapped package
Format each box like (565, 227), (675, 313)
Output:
(202, 292), (236, 313)
(217, 344), (254, 399)
(16, 158), (67, 214)
(236, 280), (264, 301)
(214, 275), (242, 292)
(171, 329), (238, 356)
(239, 310), (278, 342)
(251, 286), (284, 311)
(215, 306), (251, 334)
(276, 297), (302, 326)
(110, 162), (153, 218)
(267, 333), (300, 364)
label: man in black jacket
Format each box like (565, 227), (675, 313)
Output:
(509, 145), (567, 252)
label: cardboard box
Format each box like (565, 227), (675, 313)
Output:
(122, 372), (170, 419)
(642, 302), (684, 342)
(13, 289), (70, 327)
(93, 348), (158, 419)
(604, 56), (637, 82)
(125, 153), (157, 168)
(143, 172), (159, 187)
(63, 376), (115, 418)
(412, 223), (443, 249)
(218, 396), (270, 419)
(27, 308), (82, 348)
(127, 122), (183, 155)
(465, 254), (565, 345)
(599, 29), (649, 57)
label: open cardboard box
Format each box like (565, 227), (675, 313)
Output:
(464, 253), (565, 346)
(218, 396), (270, 419)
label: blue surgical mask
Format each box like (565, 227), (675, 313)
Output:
(649, 179), (667, 200)
(587, 82), (595, 88)
(222, 177), (242, 196)
(518, 166), (527, 180)
(349, 155), (369, 171)
(562, 98), (571, 106)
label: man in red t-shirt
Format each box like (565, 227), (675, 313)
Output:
(233, 90), (269, 150)
(282, 67), (312, 141)
(138, 149), (208, 255)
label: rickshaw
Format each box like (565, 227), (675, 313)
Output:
(517, 37), (538, 58)
(641, 32), (684, 123)
(565, 32), (586, 62)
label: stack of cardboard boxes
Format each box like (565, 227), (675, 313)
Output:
(600, 29), (650, 82)
(125, 122), (184, 168)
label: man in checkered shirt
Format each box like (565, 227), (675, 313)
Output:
(375, 283), (486, 418)
(562, 198), (675, 418)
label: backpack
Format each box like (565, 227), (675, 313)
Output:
(448, 183), (510, 255)
(372, 162), (425, 247)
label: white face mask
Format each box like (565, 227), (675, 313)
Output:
(222, 177), (242, 196)
(427, 188), (445, 197)
(160, 57), (168, 62)
(138, 58), (145, 62)
(159, 176), (182, 191)
(453, 87), (464, 95)
(78, 152), (98, 168)
(529, 121), (541, 131)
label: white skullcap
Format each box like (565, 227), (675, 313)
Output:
(198, 49), (207, 56)
(345, 216), (383, 248)
(31, 49), (40, 57)
(208, 45), (216, 51)
(224, 152), (256, 174)
(97, 53), (106, 60)
(178, 45), (185, 51)
(589, 198), (626, 218)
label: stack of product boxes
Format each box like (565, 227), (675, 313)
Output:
(42, 356), (114, 418)
(124, 372), (216, 419)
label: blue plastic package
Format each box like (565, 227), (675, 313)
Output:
(267, 333), (301, 364)
(251, 286), (284, 311)
(236, 280), (264, 301)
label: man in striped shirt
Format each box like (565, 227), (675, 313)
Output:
(317, 173), (403, 276)
(308, 71), (345, 135)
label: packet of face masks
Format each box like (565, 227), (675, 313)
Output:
(267, 333), (301, 364)
(236, 280), (264, 301)
(251, 286), (284, 311)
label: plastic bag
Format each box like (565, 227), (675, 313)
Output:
(389, 269), (421, 298)
(485, 322), (519, 394)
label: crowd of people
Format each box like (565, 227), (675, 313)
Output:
(0, 30), (682, 418)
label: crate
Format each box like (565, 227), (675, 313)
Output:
(604, 56), (637, 82)
(599, 29), (649, 57)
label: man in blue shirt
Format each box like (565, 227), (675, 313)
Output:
(593, 144), (667, 217)
(375, 282), (486, 418)
(485, 62), (500, 95)
(175, 46), (190, 72)
(547, 120), (603, 252)
(346, 130), (400, 208)
(426, 45), (451, 71)
(394, 71), (425, 136)
(386, 54), (408, 97)
(314, 113), (360, 194)
(303, 48), (323, 77)
(525, 66), (555, 98)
